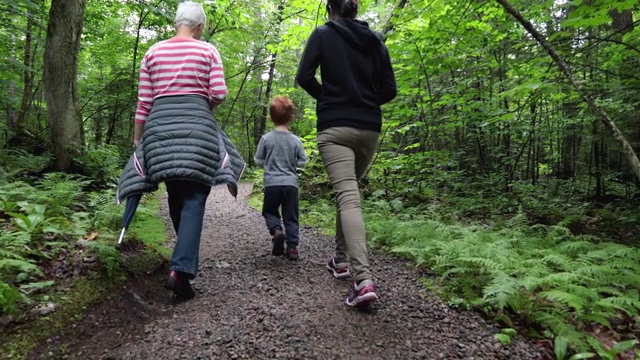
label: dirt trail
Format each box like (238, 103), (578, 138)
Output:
(40, 183), (549, 359)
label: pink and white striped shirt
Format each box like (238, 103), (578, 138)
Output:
(135, 37), (228, 124)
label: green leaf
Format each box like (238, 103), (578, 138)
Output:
(610, 339), (638, 354)
(555, 336), (569, 360)
(576, 314), (610, 327)
(494, 333), (511, 346)
(20, 280), (55, 290)
(568, 353), (596, 360)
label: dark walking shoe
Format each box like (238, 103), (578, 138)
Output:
(346, 279), (378, 308)
(164, 270), (195, 300)
(284, 246), (299, 261)
(326, 255), (351, 279)
(271, 229), (285, 256)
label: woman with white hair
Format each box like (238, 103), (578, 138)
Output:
(130, 1), (244, 300)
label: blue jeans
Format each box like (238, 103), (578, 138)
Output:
(166, 180), (211, 279)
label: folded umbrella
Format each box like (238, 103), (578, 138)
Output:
(117, 193), (142, 244)
(115, 144), (157, 244)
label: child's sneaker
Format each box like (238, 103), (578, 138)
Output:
(284, 246), (299, 261)
(326, 255), (351, 279)
(271, 229), (285, 256)
(346, 279), (378, 308)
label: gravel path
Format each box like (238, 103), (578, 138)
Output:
(71, 183), (549, 359)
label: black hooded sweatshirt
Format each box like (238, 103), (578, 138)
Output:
(295, 19), (397, 133)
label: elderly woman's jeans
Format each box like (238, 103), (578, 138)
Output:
(317, 127), (379, 283)
(165, 180), (211, 280)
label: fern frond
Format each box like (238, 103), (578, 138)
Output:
(554, 240), (593, 255)
(0, 258), (39, 273)
(459, 257), (503, 272)
(533, 311), (573, 335)
(592, 286), (623, 297)
(563, 284), (600, 303)
(540, 289), (587, 311)
(510, 259), (549, 279)
(596, 296), (640, 315)
(576, 314), (611, 327)
(483, 272), (522, 309)
(441, 266), (475, 279)
(538, 272), (581, 288)
(541, 253), (576, 271)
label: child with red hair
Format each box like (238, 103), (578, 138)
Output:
(255, 96), (308, 260)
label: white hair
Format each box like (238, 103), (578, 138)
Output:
(175, 1), (206, 29)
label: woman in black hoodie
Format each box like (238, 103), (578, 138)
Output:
(296, 0), (397, 308)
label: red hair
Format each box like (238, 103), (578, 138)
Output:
(269, 96), (296, 125)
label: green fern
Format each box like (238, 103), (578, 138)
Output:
(596, 296), (640, 315)
(554, 240), (596, 254)
(483, 272), (523, 309)
(539, 290), (588, 312)
(541, 253), (577, 271)
(365, 212), (640, 357)
(0, 281), (24, 315)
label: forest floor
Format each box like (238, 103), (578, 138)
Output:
(24, 183), (551, 359)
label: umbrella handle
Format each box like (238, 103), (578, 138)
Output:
(118, 228), (126, 244)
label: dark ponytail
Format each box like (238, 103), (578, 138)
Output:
(327, 0), (358, 19)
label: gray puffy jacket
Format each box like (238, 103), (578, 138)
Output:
(116, 95), (245, 204)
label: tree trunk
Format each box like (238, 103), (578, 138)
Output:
(496, 0), (640, 184)
(255, 52), (277, 147)
(44, 0), (86, 170)
(592, 120), (603, 196)
(610, 9), (633, 34)
(16, 8), (35, 133)
(381, 0), (408, 41)
(6, 32), (17, 132)
(127, 2), (159, 130)
(253, 2), (284, 147)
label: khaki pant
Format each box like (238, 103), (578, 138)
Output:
(317, 127), (379, 282)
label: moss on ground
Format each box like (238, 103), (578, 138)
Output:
(3, 274), (116, 359)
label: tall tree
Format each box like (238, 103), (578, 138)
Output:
(44, 0), (86, 170)
(495, 0), (640, 184)
(255, 2), (285, 148)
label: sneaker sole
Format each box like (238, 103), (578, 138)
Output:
(272, 234), (285, 256)
(326, 264), (351, 279)
(346, 292), (378, 307)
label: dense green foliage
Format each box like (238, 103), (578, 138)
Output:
(369, 210), (640, 359)
(1, 0), (640, 358)
(0, 149), (165, 319)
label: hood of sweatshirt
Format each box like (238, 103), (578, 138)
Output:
(326, 19), (381, 53)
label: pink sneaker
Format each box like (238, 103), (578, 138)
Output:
(346, 280), (378, 308)
(326, 255), (351, 279)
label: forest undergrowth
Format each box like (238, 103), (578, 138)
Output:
(0, 149), (167, 358)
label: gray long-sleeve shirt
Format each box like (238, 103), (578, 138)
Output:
(254, 130), (308, 189)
